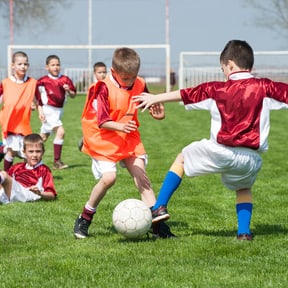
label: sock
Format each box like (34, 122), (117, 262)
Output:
(53, 138), (64, 162)
(81, 202), (96, 222)
(236, 203), (253, 235)
(152, 163), (184, 210)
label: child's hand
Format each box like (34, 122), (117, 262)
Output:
(29, 186), (43, 196)
(63, 84), (70, 91)
(39, 113), (46, 123)
(132, 93), (156, 112)
(122, 120), (137, 133)
(149, 103), (165, 120)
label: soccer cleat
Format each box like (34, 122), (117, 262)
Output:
(74, 215), (91, 239)
(0, 143), (5, 162)
(151, 205), (170, 223)
(53, 160), (68, 170)
(151, 221), (176, 239)
(237, 233), (253, 241)
(78, 138), (84, 152)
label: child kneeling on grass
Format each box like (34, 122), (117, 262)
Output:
(0, 133), (57, 204)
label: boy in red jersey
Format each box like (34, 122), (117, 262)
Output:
(0, 133), (57, 204)
(133, 40), (288, 241)
(74, 47), (175, 239)
(37, 55), (76, 170)
(0, 51), (38, 171)
(78, 61), (107, 151)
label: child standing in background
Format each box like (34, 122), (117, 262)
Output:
(37, 55), (77, 170)
(0, 51), (38, 171)
(78, 61), (107, 151)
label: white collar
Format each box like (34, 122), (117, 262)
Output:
(228, 71), (254, 80)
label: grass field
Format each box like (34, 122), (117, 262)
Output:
(1, 89), (288, 288)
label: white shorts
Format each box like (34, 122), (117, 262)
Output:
(5, 134), (25, 158)
(40, 105), (63, 134)
(91, 155), (148, 180)
(182, 139), (262, 191)
(0, 179), (41, 204)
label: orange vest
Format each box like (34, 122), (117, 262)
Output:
(81, 76), (146, 162)
(0, 77), (37, 138)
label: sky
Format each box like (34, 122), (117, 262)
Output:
(0, 0), (287, 72)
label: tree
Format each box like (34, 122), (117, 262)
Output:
(246, 0), (288, 36)
(0, 0), (71, 35)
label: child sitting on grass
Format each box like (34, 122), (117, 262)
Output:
(0, 133), (57, 204)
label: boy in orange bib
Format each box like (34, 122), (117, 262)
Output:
(74, 47), (175, 239)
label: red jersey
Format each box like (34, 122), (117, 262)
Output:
(8, 162), (57, 196)
(36, 74), (76, 108)
(180, 71), (288, 151)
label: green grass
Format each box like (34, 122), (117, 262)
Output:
(1, 91), (288, 287)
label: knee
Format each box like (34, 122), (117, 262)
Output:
(102, 173), (117, 188)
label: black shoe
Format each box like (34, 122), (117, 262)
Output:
(151, 221), (176, 239)
(151, 206), (170, 223)
(237, 233), (253, 241)
(78, 138), (84, 152)
(74, 215), (91, 239)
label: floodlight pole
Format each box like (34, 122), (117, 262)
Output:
(165, 0), (170, 92)
(88, 0), (92, 84)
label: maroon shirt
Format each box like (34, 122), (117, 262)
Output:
(8, 162), (57, 196)
(37, 74), (76, 108)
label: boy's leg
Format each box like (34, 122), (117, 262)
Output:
(53, 126), (68, 169)
(125, 156), (176, 238)
(0, 171), (12, 200)
(74, 171), (116, 239)
(151, 153), (184, 222)
(236, 188), (253, 240)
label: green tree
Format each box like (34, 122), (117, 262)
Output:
(246, 0), (288, 36)
(0, 0), (70, 34)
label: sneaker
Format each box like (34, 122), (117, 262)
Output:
(78, 138), (84, 152)
(237, 233), (253, 241)
(151, 206), (170, 223)
(151, 222), (176, 239)
(74, 215), (91, 239)
(53, 160), (68, 170)
(0, 144), (4, 162)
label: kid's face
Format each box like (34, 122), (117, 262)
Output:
(111, 68), (137, 89)
(24, 143), (44, 167)
(12, 56), (29, 79)
(46, 59), (61, 77)
(94, 66), (107, 81)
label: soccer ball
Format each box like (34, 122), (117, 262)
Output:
(112, 199), (152, 239)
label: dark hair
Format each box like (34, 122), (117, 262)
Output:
(12, 51), (28, 63)
(93, 62), (106, 71)
(46, 55), (60, 65)
(220, 40), (254, 70)
(23, 133), (45, 152)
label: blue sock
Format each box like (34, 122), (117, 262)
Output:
(153, 171), (182, 210)
(236, 203), (253, 235)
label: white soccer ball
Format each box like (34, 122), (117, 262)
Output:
(112, 199), (152, 239)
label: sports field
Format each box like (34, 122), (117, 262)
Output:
(1, 88), (288, 287)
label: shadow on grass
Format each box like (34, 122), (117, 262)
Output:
(172, 222), (288, 238)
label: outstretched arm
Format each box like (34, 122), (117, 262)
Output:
(132, 90), (182, 112)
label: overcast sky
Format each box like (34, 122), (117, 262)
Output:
(0, 0), (286, 71)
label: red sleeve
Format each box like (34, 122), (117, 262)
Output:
(0, 81), (3, 96)
(41, 166), (57, 196)
(95, 83), (112, 127)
